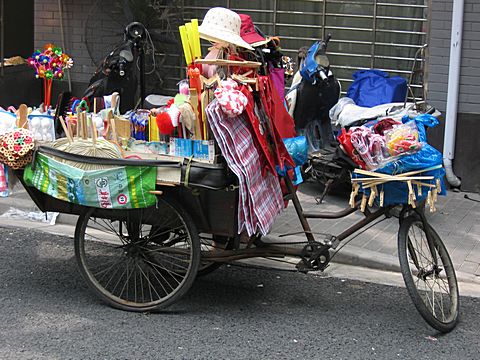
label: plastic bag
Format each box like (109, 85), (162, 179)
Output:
(0, 207), (59, 225)
(337, 128), (367, 169)
(346, 69), (407, 108)
(283, 136), (308, 166)
(28, 114), (55, 142)
(0, 110), (16, 136)
(349, 126), (388, 169)
(378, 113), (441, 175)
(24, 152), (157, 209)
(368, 112), (446, 206)
(384, 121), (422, 157)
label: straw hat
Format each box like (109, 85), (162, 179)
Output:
(199, 7), (254, 50)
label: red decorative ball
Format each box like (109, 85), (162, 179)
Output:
(156, 112), (174, 135)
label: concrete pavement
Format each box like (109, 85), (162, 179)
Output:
(1, 180), (479, 292)
(266, 181), (480, 286)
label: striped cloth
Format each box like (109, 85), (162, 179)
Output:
(206, 101), (284, 236)
(0, 165), (7, 192)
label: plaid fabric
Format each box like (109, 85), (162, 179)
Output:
(0, 165), (7, 192)
(206, 101), (283, 236)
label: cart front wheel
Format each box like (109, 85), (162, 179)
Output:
(74, 198), (200, 312)
(398, 216), (459, 332)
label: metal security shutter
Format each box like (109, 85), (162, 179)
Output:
(162, 0), (429, 98)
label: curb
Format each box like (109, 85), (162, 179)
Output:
(1, 197), (479, 287)
(262, 234), (479, 286)
(261, 234), (401, 272)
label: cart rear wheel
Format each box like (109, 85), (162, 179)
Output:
(74, 198), (200, 312)
(398, 216), (459, 332)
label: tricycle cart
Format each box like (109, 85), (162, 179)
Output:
(15, 145), (459, 334)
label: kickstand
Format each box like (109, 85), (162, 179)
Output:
(315, 178), (333, 204)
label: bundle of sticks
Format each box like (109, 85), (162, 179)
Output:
(52, 110), (123, 170)
(350, 165), (443, 212)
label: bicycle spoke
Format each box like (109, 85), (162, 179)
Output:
(142, 259), (171, 296)
(137, 263), (162, 302)
(400, 218), (459, 331)
(142, 257), (183, 286)
(76, 199), (199, 310)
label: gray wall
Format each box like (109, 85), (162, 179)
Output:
(427, 0), (480, 192)
(33, 0), (480, 191)
(34, 0), (480, 113)
(428, 0), (480, 114)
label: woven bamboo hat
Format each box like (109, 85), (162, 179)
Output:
(199, 7), (254, 50)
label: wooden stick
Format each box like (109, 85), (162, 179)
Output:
(82, 112), (88, 140)
(360, 177), (434, 189)
(407, 180), (416, 202)
(17, 104), (28, 128)
(194, 59), (262, 68)
(155, 182), (177, 187)
(368, 185), (377, 207)
(148, 190), (164, 195)
(349, 183), (359, 208)
(353, 165), (442, 178)
(436, 178), (442, 194)
(66, 116), (72, 139)
(108, 110), (118, 143)
(111, 92), (119, 115)
(416, 183), (423, 196)
(59, 116), (73, 144)
(352, 176), (434, 182)
(360, 195), (368, 212)
(411, 181), (436, 188)
(90, 115), (97, 146)
(190, 88), (202, 140)
(75, 111), (81, 139)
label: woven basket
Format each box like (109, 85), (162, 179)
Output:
(0, 129), (35, 169)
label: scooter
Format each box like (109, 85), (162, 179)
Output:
(82, 22), (147, 114)
(287, 36), (353, 201)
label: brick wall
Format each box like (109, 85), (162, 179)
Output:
(34, 0), (100, 86)
(428, 0), (480, 115)
(34, 0), (184, 96)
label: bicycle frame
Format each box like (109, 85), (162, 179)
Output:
(203, 175), (388, 272)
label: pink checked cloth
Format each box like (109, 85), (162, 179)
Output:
(206, 101), (284, 236)
(214, 80), (249, 118)
(0, 165), (7, 192)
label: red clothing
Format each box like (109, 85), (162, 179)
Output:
(258, 76), (296, 139)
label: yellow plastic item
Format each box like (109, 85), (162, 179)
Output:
(179, 25), (193, 65)
(185, 22), (195, 58)
(191, 19), (202, 58)
(149, 115), (160, 142)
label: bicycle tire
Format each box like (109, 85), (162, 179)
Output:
(74, 197), (200, 312)
(398, 216), (459, 332)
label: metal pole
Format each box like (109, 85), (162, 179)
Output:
(371, 0), (378, 69)
(139, 45), (145, 108)
(272, 0), (278, 35)
(283, 175), (315, 244)
(1, 0), (4, 77)
(322, 0), (327, 40)
(443, 0), (464, 188)
(58, 0), (72, 91)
